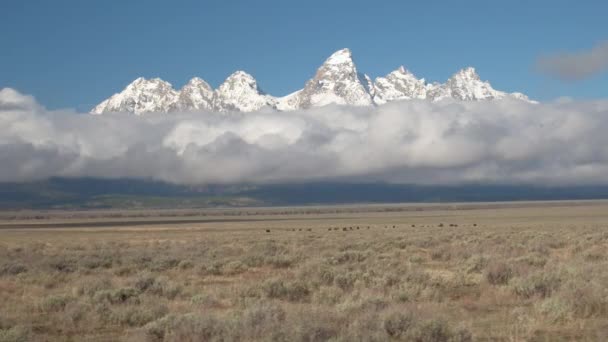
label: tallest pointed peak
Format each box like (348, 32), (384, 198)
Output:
(225, 70), (256, 81)
(324, 48), (353, 65)
(452, 67), (480, 81)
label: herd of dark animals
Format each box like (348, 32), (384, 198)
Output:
(264, 222), (478, 233)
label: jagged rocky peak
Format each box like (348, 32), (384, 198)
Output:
(184, 77), (213, 90)
(218, 71), (261, 93)
(295, 48), (374, 108)
(172, 77), (214, 111)
(428, 67), (506, 101)
(452, 67), (481, 81)
(213, 71), (276, 112)
(91, 49), (535, 114)
(91, 77), (179, 115)
(373, 66), (428, 104)
(324, 48), (355, 65)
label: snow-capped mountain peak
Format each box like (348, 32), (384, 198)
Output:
(219, 71), (262, 92)
(184, 77), (212, 89)
(452, 67), (481, 81)
(171, 77), (214, 112)
(292, 48), (374, 108)
(324, 48), (354, 65)
(91, 77), (179, 115)
(91, 49), (534, 114)
(372, 66), (428, 104)
(213, 71), (276, 112)
(426, 67), (506, 101)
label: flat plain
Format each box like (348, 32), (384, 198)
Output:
(1, 201), (607, 341)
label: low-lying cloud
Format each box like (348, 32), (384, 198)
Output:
(2, 87), (608, 186)
(537, 40), (608, 81)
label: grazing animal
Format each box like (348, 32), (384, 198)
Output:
(439, 223), (444, 227)
(265, 229), (271, 233)
(342, 227), (347, 231)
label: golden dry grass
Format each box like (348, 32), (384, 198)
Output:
(1, 202), (608, 341)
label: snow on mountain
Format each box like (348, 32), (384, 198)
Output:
(426, 67), (505, 101)
(91, 78), (179, 115)
(426, 67), (533, 102)
(275, 90), (302, 111)
(91, 49), (534, 114)
(291, 48), (374, 109)
(170, 77), (214, 112)
(373, 66), (427, 104)
(213, 71), (276, 112)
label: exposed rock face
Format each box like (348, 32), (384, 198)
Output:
(373, 66), (427, 104)
(171, 77), (214, 112)
(213, 71), (277, 112)
(279, 48), (374, 109)
(92, 49), (533, 115)
(427, 67), (507, 101)
(92, 78), (179, 115)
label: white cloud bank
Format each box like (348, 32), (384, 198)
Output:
(2, 87), (608, 185)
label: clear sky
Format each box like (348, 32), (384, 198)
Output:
(1, 0), (607, 110)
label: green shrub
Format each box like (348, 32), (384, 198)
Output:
(265, 255), (294, 268)
(134, 275), (181, 299)
(0, 262), (27, 276)
(329, 251), (366, 265)
(177, 260), (194, 270)
(143, 313), (229, 342)
(79, 254), (113, 270)
(39, 294), (71, 312)
(263, 279), (310, 302)
(537, 297), (571, 323)
(94, 287), (139, 304)
(46, 256), (77, 273)
(0, 326), (30, 342)
(222, 261), (247, 275)
(515, 253), (547, 268)
(317, 267), (335, 286)
(485, 262), (513, 285)
(512, 272), (562, 298)
(465, 255), (488, 273)
(559, 281), (608, 318)
(334, 273), (358, 291)
(111, 304), (168, 327)
(75, 277), (113, 297)
(407, 319), (472, 342)
(312, 286), (343, 305)
(383, 311), (415, 338)
(240, 302), (286, 337)
(149, 257), (180, 272)
(190, 294), (220, 308)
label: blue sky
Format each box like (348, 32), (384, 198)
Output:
(1, 0), (607, 111)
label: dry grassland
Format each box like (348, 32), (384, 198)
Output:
(1, 202), (607, 341)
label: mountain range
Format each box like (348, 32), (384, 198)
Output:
(91, 48), (532, 115)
